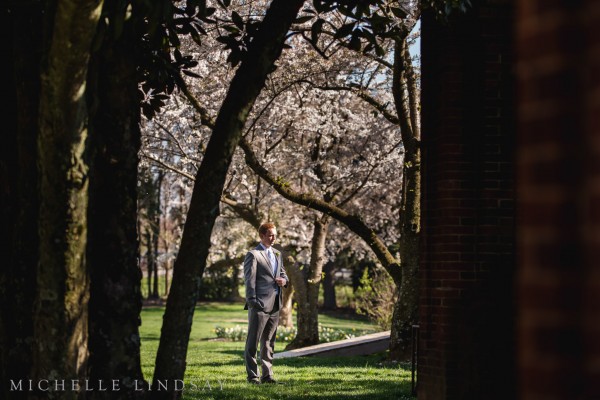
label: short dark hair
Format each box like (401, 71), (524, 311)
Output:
(258, 222), (276, 235)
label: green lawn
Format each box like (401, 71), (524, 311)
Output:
(140, 303), (415, 399)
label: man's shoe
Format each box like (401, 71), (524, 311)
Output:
(248, 379), (261, 385)
(260, 377), (279, 384)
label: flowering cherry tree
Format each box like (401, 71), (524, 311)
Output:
(141, 1), (420, 372)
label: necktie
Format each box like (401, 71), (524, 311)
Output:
(267, 248), (277, 275)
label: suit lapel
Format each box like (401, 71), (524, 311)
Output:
(255, 245), (275, 277)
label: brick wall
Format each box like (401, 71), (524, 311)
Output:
(516, 1), (600, 398)
(419, 1), (516, 398)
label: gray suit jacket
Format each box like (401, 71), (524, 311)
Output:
(243, 244), (288, 313)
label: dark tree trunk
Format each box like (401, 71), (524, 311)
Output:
(165, 261), (171, 298)
(86, 1), (146, 395)
(287, 215), (329, 349)
(145, 231), (154, 299)
(0, 5), (41, 399)
(322, 261), (337, 310)
(279, 279), (295, 328)
(389, 163), (420, 359)
(150, 173), (163, 298)
(32, 0), (103, 395)
(152, 174), (162, 298)
(388, 37), (421, 360)
(153, 241), (160, 298)
(151, 0), (305, 396)
(160, 205), (172, 298)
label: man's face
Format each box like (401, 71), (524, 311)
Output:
(260, 228), (277, 248)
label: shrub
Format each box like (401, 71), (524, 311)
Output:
(214, 325), (247, 341)
(354, 267), (397, 330)
(213, 324), (369, 343)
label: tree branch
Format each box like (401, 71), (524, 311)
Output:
(141, 152), (196, 181)
(392, 33), (420, 156)
(403, 43), (421, 141)
(155, 120), (203, 164)
(220, 194), (262, 229)
(239, 137), (401, 285)
(177, 73), (216, 129)
(298, 79), (401, 125)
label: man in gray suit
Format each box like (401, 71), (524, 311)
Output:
(243, 222), (288, 384)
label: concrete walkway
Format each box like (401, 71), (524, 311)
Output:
(274, 330), (391, 359)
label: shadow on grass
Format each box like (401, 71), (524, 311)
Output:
(187, 349), (411, 371)
(179, 375), (414, 400)
(140, 306), (414, 399)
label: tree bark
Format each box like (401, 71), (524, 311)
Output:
(151, 173), (164, 298)
(86, 2), (146, 395)
(145, 231), (154, 299)
(274, 249), (302, 329)
(287, 215), (329, 349)
(153, 236), (160, 297)
(279, 278), (295, 328)
(151, 0), (305, 395)
(32, 0), (103, 396)
(165, 261), (171, 298)
(388, 37), (421, 360)
(322, 261), (337, 310)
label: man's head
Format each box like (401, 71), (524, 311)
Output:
(258, 222), (277, 248)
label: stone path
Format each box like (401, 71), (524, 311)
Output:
(274, 330), (391, 359)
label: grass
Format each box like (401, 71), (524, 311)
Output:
(140, 302), (415, 399)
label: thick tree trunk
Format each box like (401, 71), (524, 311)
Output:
(390, 263), (418, 359)
(279, 279), (295, 328)
(32, 0), (103, 396)
(1, 5), (42, 399)
(322, 261), (337, 310)
(151, 0), (305, 396)
(287, 216), (329, 349)
(388, 37), (421, 360)
(86, 2), (146, 395)
(389, 157), (420, 359)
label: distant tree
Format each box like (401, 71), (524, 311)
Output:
(285, 214), (331, 348)
(138, 166), (164, 299)
(283, 3), (422, 358)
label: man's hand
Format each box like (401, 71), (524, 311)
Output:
(275, 277), (286, 287)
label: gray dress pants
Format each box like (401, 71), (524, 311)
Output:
(244, 298), (280, 381)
